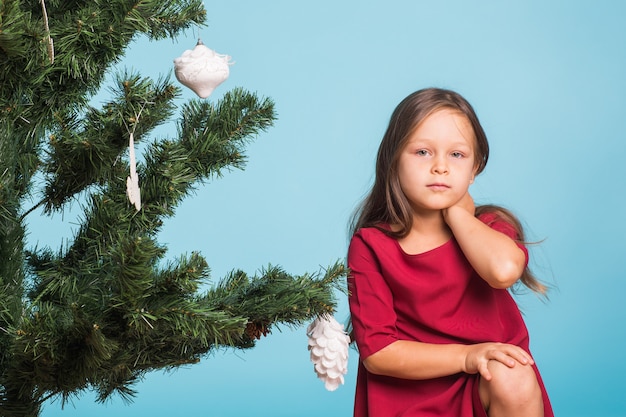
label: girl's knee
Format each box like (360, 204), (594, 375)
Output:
(481, 359), (542, 408)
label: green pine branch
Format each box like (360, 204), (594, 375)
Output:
(41, 72), (178, 212)
(0, 0), (206, 134)
(0, 2), (348, 416)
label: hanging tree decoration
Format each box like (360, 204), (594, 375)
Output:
(126, 131), (141, 211)
(307, 314), (350, 391)
(124, 107), (145, 211)
(173, 38), (232, 98)
(40, 0), (55, 64)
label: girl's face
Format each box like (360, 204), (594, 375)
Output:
(397, 108), (477, 215)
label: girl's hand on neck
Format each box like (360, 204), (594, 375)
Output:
(442, 191), (475, 224)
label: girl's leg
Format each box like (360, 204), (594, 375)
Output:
(478, 359), (544, 417)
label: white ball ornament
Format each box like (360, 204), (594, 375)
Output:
(173, 39), (232, 98)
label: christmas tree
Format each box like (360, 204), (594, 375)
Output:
(0, 1), (346, 416)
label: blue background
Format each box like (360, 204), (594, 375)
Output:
(28, 1), (626, 416)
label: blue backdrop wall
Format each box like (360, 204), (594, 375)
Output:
(31, 1), (626, 416)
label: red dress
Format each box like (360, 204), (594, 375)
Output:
(347, 214), (554, 417)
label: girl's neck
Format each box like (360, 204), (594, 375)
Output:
(397, 211), (452, 255)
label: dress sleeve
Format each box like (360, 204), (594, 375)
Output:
(348, 231), (399, 360)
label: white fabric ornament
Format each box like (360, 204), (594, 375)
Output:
(126, 132), (141, 211)
(307, 314), (350, 391)
(173, 39), (231, 98)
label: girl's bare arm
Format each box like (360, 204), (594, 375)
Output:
(442, 193), (526, 289)
(363, 340), (534, 381)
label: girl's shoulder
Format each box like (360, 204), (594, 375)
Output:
(352, 224), (393, 241)
(476, 209), (521, 241)
(349, 224), (398, 253)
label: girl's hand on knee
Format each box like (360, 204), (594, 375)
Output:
(463, 342), (535, 381)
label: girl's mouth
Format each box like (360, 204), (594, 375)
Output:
(427, 183), (450, 190)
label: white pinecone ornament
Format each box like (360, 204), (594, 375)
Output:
(307, 314), (350, 391)
(173, 39), (231, 98)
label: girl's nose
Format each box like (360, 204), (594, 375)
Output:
(432, 156), (448, 174)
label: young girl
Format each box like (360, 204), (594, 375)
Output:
(347, 88), (553, 417)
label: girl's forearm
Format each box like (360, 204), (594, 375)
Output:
(443, 205), (526, 289)
(363, 340), (468, 379)
(362, 340), (535, 381)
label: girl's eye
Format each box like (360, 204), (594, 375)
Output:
(416, 149), (429, 156)
(451, 151), (464, 158)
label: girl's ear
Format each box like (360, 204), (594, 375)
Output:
(470, 167), (478, 184)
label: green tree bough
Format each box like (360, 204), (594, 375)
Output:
(0, 1), (345, 415)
